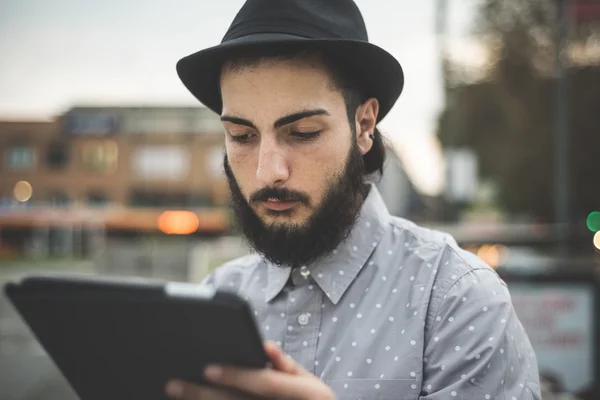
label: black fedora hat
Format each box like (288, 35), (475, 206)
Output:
(176, 0), (404, 123)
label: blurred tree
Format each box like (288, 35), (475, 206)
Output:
(438, 0), (600, 222)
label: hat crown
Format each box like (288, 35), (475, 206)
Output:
(223, 0), (368, 43)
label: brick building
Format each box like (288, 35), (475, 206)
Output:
(0, 106), (229, 208)
(0, 106), (233, 258)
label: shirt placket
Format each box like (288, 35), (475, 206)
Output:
(283, 267), (323, 374)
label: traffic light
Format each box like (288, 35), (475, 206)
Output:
(586, 211), (600, 232)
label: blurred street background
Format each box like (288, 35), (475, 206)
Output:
(1, 0), (599, 399)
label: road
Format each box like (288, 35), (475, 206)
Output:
(0, 261), (94, 400)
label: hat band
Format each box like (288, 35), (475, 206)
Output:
(223, 17), (360, 42)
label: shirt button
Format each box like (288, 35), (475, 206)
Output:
(299, 266), (310, 278)
(298, 313), (310, 325)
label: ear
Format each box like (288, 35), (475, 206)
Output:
(354, 98), (379, 155)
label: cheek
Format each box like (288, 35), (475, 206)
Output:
(226, 145), (257, 193)
(226, 139), (256, 168)
(290, 138), (349, 193)
(301, 133), (349, 172)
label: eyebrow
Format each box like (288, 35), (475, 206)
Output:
(220, 109), (330, 130)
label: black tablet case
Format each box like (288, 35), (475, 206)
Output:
(4, 275), (268, 400)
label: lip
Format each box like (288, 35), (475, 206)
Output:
(262, 199), (298, 211)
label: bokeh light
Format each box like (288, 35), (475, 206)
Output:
(586, 211), (600, 232)
(158, 210), (200, 235)
(13, 181), (33, 202)
(476, 244), (507, 269)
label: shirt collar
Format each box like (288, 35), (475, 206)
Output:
(265, 184), (391, 304)
(264, 261), (292, 302)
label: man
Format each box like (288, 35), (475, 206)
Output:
(167, 0), (542, 399)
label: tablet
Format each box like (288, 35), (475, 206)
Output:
(3, 273), (268, 400)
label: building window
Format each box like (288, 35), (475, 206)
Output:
(81, 141), (118, 173)
(46, 142), (70, 170)
(132, 145), (189, 180)
(5, 145), (36, 170)
(206, 146), (224, 179)
(87, 191), (109, 206)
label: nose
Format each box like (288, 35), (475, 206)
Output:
(256, 136), (289, 187)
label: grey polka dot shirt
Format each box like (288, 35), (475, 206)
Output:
(203, 185), (542, 399)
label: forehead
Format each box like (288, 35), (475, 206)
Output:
(219, 55), (345, 119)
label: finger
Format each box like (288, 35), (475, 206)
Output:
(165, 379), (251, 400)
(264, 341), (306, 375)
(204, 366), (329, 400)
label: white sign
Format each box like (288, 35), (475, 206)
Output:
(509, 283), (594, 393)
(132, 146), (190, 180)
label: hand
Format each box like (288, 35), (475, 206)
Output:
(165, 341), (336, 400)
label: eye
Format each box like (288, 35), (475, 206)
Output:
(291, 130), (322, 141)
(229, 133), (255, 143)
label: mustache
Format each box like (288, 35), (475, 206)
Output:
(250, 187), (310, 205)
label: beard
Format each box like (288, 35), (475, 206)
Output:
(224, 141), (369, 268)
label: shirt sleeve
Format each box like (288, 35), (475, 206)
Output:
(421, 268), (542, 399)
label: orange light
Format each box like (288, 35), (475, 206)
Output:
(158, 210), (200, 235)
(476, 245), (489, 258)
(477, 244), (506, 269)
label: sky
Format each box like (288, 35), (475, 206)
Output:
(0, 0), (478, 195)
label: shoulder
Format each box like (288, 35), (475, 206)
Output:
(387, 216), (507, 312)
(392, 216), (499, 276)
(389, 216), (458, 250)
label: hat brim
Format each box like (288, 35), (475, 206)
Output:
(176, 33), (404, 123)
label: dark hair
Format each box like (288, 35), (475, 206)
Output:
(221, 43), (386, 176)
